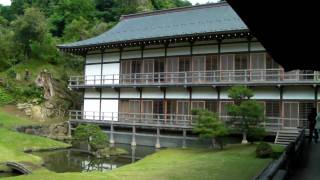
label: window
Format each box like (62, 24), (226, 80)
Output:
(191, 101), (205, 110)
(206, 55), (219, 71)
(265, 101), (280, 117)
(192, 56), (206, 82)
(235, 54), (249, 70)
(179, 57), (191, 72)
(205, 101), (218, 113)
(250, 53), (266, 81)
(266, 54), (280, 69)
(220, 54), (234, 81)
(235, 54), (249, 81)
(132, 60), (142, 74)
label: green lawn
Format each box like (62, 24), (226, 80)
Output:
(0, 109), (70, 172)
(4, 144), (273, 180)
(0, 109), (35, 128)
(0, 109), (274, 180)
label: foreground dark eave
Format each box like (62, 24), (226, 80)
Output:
(58, 2), (250, 55)
(227, 0), (319, 71)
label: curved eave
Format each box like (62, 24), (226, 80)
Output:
(58, 29), (250, 55)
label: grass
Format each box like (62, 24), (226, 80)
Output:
(0, 109), (70, 172)
(3, 144), (272, 180)
(0, 109), (35, 128)
(0, 110), (275, 180)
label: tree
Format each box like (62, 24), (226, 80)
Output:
(49, 0), (96, 37)
(74, 124), (108, 151)
(11, 7), (48, 59)
(193, 109), (229, 149)
(0, 16), (15, 71)
(226, 86), (265, 144)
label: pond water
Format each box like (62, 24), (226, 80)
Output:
(32, 144), (156, 173)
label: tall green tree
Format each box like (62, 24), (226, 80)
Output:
(11, 7), (48, 59)
(193, 109), (229, 149)
(226, 86), (265, 144)
(0, 16), (15, 71)
(49, 0), (96, 37)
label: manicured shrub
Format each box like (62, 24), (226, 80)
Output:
(74, 124), (108, 151)
(256, 142), (273, 158)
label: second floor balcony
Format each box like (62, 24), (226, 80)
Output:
(69, 110), (308, 132)
(69, 69), (320, 88)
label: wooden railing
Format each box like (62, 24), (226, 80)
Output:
(69, 110), (307, 130)
(254, 129), (305, 180)
(69, 69), (320, 87)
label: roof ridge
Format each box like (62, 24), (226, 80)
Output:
(120, 2), (229, 21)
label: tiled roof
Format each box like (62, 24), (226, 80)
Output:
(58, 2), (248, 49)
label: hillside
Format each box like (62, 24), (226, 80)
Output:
(0, 0), (192, 121)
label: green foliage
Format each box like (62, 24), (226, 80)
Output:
(247, 127), (267, 143)
(228, 86), (254, 101)
(0, 88), (14, 105)
(227, 86), (265, 143)
(151, 0), (191, 10)
(255, 142), (273, 158)
(4, 83), (43, 102)
(74, 124), (108, 151)
(63, 16), (91, 42)
(193, 109), (229, 149)
(11, 7), (48, 58)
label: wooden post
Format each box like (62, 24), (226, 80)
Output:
(131, 126), (137, 147)
(182, 129), (187, 149)
(155, 128), (161, 149)
(110, 124), (115, 146)
(131, 146), (136, 163)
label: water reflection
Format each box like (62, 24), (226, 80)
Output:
(33, 144), (155, 173)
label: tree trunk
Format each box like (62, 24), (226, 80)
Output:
(241, 132), (248, 144)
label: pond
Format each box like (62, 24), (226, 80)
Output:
(32, 144), (156, 173)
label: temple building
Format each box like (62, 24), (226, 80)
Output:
(58, 2), (319, 147)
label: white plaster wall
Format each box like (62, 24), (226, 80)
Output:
(84, 89), (100, 98)
(192, 87), (218, 99)
(85, 64), (101, 85)
(193, 45), (218, 55)
(252, 87), (280, 99)
(166, 88), (189, 99)
(122, 50), (141, 59)
(120, 88), (140, 99)
(221, 43), (248, 53)
(101, 100), (119, 121)
(142, 88), (164, 99)
(167, 47), (190, 56)
(104, 52), (120, 62)
(251, 42), (265, 51)
(83, 99), (100, 120)
(102, 89), (119, 98)
(102, 63), (120, 84)
(220, 88), (231, 99)
(143, 48), (165, 57)
(86, 54), (101, 64)
(283, 87), (314, 100)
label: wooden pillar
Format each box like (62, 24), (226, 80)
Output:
(314, 85), (318, 108)
(279, 85), (284, 129)
(131, 126), (137, 147)
(155, 128), (161, 149)
(110, 124), (115, 146)
(67, 121), (72, 137)
(131, 146), (136, 163)
(182, 129), (187, 149)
